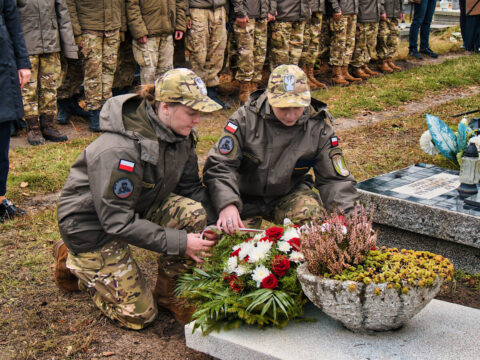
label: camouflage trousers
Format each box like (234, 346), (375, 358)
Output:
(81, 30), (120, 110)
(224, 23), (238, 75)
(269, 21), (306, 71)
(187, 7), (227, 87)
(318, 16), (331, 62)
(351, 22), (379, 68)
(376, 18), (400, 60)
(22, 52), (61, 117)
(132, 34), (174, 85)
(241, 189), (322, 225)
(300, 12), (323, 67)
(329, 14), (357, 66)
(113, 33), (137, 89)
(58, 35), (84, 100)
(233, 18), (268, 83)
(65, 194), (206, 329)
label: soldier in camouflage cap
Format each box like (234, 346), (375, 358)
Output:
(54, 68), (220, 329)
(203, 64), (359, 234)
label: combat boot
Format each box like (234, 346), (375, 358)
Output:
(343, 66), (362, 82)
(387, 59), (402, 71)
(40, 115), (68, 142)
(363, 64), (380, 76)
(315, 59), (331, 77)
(331, 66), (349, 86)
(52, 239), (79, 292)
(305, 65), (327, 89)
(378, 60), (394, 74)
(25, 116), (45, 146)
(152, 268), (196, 325)
(352, 66), (370, 80)
(238, 81), (251, 104)
(87, 109), (101, 132)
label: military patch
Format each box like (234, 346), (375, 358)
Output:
(218, 136), (235, 155)
(113, 178), (134, 199)
(194, 76), (207, 95)
(224, 121), (238, 134)
(118, 159), (135, 173)
(283, 74), (296, 92)
(331, 154), (350, 177)
(330, 136), (338, 147)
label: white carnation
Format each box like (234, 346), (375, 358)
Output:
(239, 242), (255, 260)
(290, 251), (305, 263)
(283, 218), (293, 226)
(420, 130), (440, 156)
(251, 265), (271, 287)
(248, 243), (271, 263)
(277, 241), (292, 253)
(280, 226), (300, 241)
(253, 232), (264, 242)
(234, 265), (248, 276)
(226, 256), (238, 273)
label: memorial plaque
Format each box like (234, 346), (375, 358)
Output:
(391, 173), (460, 200)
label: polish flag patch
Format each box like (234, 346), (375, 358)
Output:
(119, 159), (135, 172)
(330, 136), (338, 147)
(225, 121), (238, 134)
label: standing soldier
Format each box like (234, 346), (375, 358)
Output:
(17, 0), (77, 145)
(269, 0), (311, 71)
(376, 0), (403, 73)
(327, 0), (361, 85)
(300, 0), (328, 90)
(231, 0), (274, 103)
(187, 0), (228, 108)
(349, 0), (385, 79)
(68, 0), (123, 132)
(127, 0), (186, 85)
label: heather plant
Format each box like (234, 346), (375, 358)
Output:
(300, 205), (377, 276)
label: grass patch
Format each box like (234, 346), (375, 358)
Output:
(314, 54), (480, 118)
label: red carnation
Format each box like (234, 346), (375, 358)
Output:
(261, 274), (279, 289)
(227, 274), (244, 293)
(265, 227), (284, 239)
(231, 248), (240, 257)
(271, 255), (290, 277)
(259, 236), (275, 243)
(371, 246), (376, 251)
(287, 237), (301, 251)
(224, 274), (237, 282)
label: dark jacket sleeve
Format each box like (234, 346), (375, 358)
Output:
(176, 0), (187, 32)
(313, 123), (360, 213)
(231, 0), (246, 17)
(55, 0), (78, 59)
(4, 0), (30, 69)
(328, 0), (341, 13)
(65, 0), (81, 35)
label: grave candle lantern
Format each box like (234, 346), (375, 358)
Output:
(458, 143), (479, 195)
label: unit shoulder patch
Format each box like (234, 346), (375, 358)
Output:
(113, 178), (134, 199)
(331, 154), (350, 177)
(218, 135), (236, 155)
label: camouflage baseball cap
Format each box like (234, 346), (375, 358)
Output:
(267, 65), (311, 108)
(154, 68), (222, 112)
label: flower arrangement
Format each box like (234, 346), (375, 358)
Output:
(420, 114), (480, 167)
(176, 223), (307, 334)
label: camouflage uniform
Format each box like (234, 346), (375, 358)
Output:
(317, 16), (331, 61)
(233, 19), (268, 83)
(132, 35), (174, 84)
(81, 30), (121, 110)
(22, 52), (61, 117)
(376, 18), (399, 60)
(300, 13), (323, 68)
(113, 32), (137, 90)
(329, 14), (357, 66)
(350, 22), (379, 68)
(58, 55), (83, 100)
(269, 21), (306, 70)
(187, 7), (227, 87)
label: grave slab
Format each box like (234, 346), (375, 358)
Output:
(185, 300), (480, 360)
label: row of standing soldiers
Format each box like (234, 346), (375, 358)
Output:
(16, 0), (404, 144)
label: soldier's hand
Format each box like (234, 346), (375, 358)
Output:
(138, 36), (147, 44)
(236, 16), (249, 28)
(175, 30), (184, 40)
(185, 233), (216, 263)
(74, 35), (83, 49)
(217, 204), (244, 234)
(333, 12), (342, 21)
(187, 17), (192, 29)
(18, 69), (31, 89)
(380, 13), (387, 20)
(267, 12), (276, 22)
(399, 13), (405, 21)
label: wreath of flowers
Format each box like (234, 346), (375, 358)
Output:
(176, 223), (307, 334)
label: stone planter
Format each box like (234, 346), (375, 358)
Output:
(296, 262), (444, 332)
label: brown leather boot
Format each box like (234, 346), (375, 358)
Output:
(363, 64), (380, 76)
(352, 66), (370, 80)
(153, 268), (196, 325)
(331, 66), (349, 86)
(342, 66), (362, 82)
(53, 239), (79, 292)
(379, 60), (394, 74)
(238, 81), (251, 104)
(302, 66), (319, 90)
(25, 116), (45, 146)
(306, 65), (328, 89)
(315, 59), (331, 76)
(387, 59), (402, 71)
(40, 115), (68, 142)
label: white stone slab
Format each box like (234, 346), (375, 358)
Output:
(185, 300), (480, 360)
(391, 173), (460, 200)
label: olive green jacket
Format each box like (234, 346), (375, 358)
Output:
(127, 0), (187, 39)
(67, 0), (123, 32)
(203, 91), (359, 216)
(58, 94), (208, 255)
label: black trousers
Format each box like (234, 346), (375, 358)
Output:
(0, 121), (11, 196)
(460, 0), (480, 52)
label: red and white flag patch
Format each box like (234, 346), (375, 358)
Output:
(330, 136), (338, 147)
(225, 121), (238, 134)
(119, 159), (135, 172)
